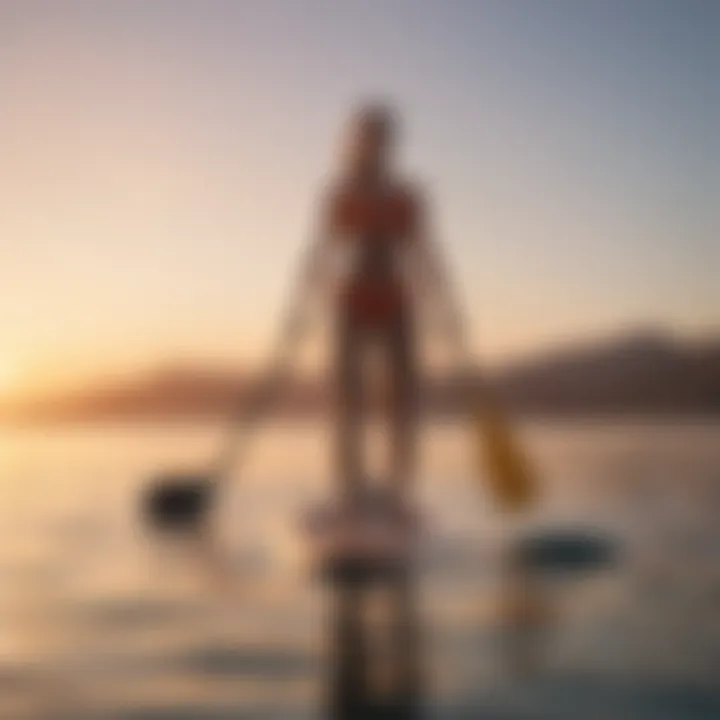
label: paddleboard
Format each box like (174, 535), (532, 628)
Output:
(301, 495), (423, 584)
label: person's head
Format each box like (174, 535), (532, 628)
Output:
(343, 102), (398, 180)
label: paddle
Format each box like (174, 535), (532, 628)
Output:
(449, 332), (538, 514)
(140, 240), (324, 532)
(410, 221), (538, 513)
(140, 319), (303, 532)
(473, 394), (537, 512)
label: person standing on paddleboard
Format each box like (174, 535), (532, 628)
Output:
(294, 104), (464, 509)
(141, 103), (533, 535)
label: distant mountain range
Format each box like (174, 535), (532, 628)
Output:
(3, 330), (719, 424)
(494, 331), (720, 415)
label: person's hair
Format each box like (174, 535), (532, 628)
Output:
(343, 102), (399, 179)
(354, 103), (396, 142)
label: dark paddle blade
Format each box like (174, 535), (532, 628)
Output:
(515, 528), (619, 574)
(141, 472), (215, 531)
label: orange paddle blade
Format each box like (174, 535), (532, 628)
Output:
(474, 405), (537, 511)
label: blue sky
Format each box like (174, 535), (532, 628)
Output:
(1, 0), (718, 392)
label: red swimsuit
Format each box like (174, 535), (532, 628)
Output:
(330, 184), (418, 326)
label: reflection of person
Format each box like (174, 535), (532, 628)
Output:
(291, 104), (464, 508)
(327, 579), (422, 719)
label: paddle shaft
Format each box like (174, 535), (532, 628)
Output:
(209, 303), (308, 486)
(207, 234), (328, 487)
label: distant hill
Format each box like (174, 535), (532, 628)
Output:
(495, 331), (720, 415)
(2, 330), (719, 424)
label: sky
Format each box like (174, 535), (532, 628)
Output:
(1, 0), (718, 396)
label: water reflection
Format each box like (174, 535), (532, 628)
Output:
(497, 545), (555, 681)
(325, 575), (422, 719)
(144, 525), (253, 599)
(2, 422), (719, 717)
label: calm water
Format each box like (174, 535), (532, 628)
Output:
(1, 420), (719, 719)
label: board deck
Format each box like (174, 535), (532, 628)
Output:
(301, 497), (423, 584)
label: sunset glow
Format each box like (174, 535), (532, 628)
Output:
(2, 1), (717, 396)
(0, 361), (20, 398)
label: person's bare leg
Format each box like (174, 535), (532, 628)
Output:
(336, 316), (364, 506)
(388, 314), (417, 509)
